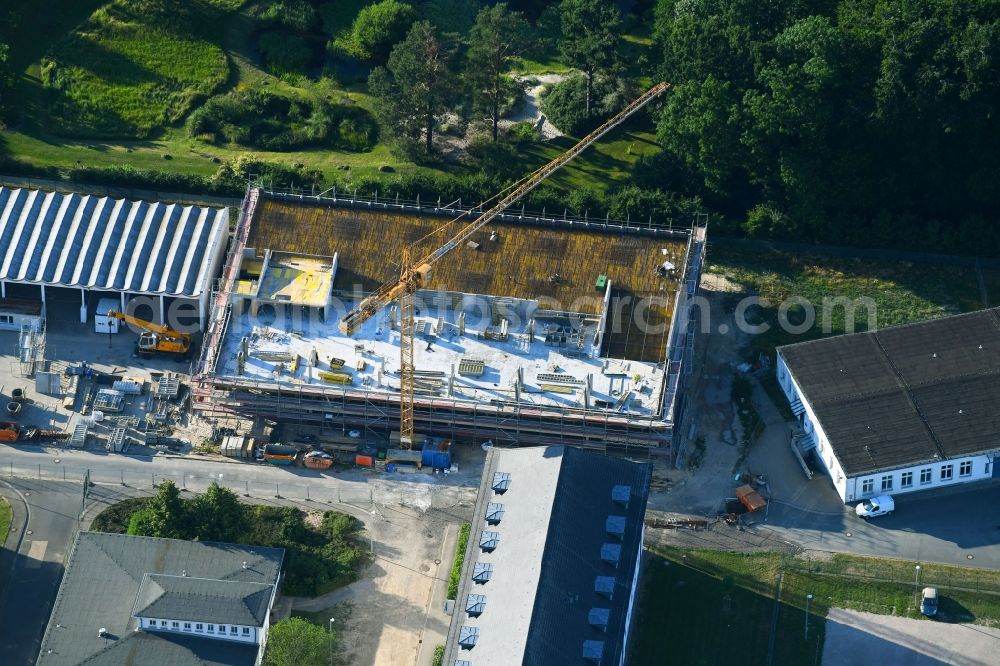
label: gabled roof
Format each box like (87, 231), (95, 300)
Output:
(133, 574), (274, 626)
(79, 631), (259, 666)
(0, 187), (228, 297)
(37, 532), (284, 666)
(780, 308), (1000, 475)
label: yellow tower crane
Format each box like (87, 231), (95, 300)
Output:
(339, 82), (670, 448)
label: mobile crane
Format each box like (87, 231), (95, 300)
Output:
(339, 82), (670, 448)
(106, 310), (193, 358)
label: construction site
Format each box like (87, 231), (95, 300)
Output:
(192, 188), (706, 453)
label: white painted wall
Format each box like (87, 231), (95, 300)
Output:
(0, 309), (42, 332)
(777, 350), (998, 503)
(138, 616), (259, 644)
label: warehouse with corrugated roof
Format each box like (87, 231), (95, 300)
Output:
(0, 186), (229, 331)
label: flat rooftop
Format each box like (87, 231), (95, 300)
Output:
(780, 307), (1000, 475)
(218, 297), (666, 415)
(248, 199), (687, 316)
(254, 252), (332, 308)
(443, 446), (651, 666)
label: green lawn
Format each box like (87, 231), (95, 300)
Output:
(707, 244), (987, 357)
(1, 1), (664, 196)
(630, 550), (823, 666)
(632, 547), (1000, 665)
(37, 0), (236, 138)
(0, 497), (12, 546)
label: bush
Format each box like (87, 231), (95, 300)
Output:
(507, 121), (538, 145)
(346, 0), (415, 62)
(446, 523), (471, 600)
(431, 644), (445, 666)
(255, 0), (317, 32)
(90, 497), (152, 533)
(258, 30), (314, 74)
(188, 86), (377, 152)
(90, 492), (369, 597)
(540, 74), (635, 136)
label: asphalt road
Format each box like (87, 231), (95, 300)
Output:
(759, 478), (1000, 570)
(823, 608), (1000, 665)
(0, 480), (85, 666)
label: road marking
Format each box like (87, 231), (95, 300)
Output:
(25, 540), (48, 568)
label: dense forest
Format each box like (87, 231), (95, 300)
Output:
(0, 0), (998, 254)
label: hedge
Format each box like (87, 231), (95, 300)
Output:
(446, 523), (471, 600)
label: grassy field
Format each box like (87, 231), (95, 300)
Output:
(0, 496), (11, 546)
(1, 0), (660, 194)
(706, 244), (989, 357)
(630, 549), (824, 665)
(631, 547), (1000, 665)
(38, 0), (238, 138)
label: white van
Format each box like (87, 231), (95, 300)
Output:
(855, 495), (895, 519)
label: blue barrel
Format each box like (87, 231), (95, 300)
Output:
(387, 463), (397, 473)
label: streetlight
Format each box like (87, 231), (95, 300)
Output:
(328, 618), (335, 665)
(914, 565), (922, 607)
(804, 594), (813, 640)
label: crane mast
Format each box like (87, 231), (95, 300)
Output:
(339, 82), (670, 448)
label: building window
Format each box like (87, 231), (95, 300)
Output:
(230, 626), (238, 634)
(160, 620), (168, 627)
(196, 624), (203, 631)
(243, 627), (251, 636)
(861, 478), (874, 494)
(207, 624), (214, 633)
(920, 468), (932, 484)
(940, 465), (953, 481)
(881, 475), (893, 491)
(219, 625), (226, 633)
(0, 315), (12, 325)
(960, 461), (972, 477)
(901, 472), (913, 488)
(184, 623), (191, 630)
(172, 621), (179, 629)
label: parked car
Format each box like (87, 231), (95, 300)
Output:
(920, 587), (939, 617)
(855, 495), (895, 519)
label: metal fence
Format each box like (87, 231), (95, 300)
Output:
(0, 458), (451, 508)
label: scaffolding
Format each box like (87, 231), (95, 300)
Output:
(193, 189), (709, 453)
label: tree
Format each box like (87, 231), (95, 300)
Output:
(0, 42), (10, 112)
(191, 482), (246, 543)
(368, 21), (457, 155)
(558, 0), (622, 118)
(466, 3), (532, 142)
(348, 0), (416, 62)
(262, 617), (332, 666)
(126, 480), (189, 539)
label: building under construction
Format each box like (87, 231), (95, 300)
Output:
(192, 188), (706, 453)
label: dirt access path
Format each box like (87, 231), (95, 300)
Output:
(647, 276), (753, 516)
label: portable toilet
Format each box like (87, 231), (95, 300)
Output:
(94, 298), (121, 333)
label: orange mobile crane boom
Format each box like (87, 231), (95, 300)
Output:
(339, 82), (670, 448)
(107, 310), (192, 357)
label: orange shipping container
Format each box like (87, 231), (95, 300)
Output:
(355, 454), (374, 466)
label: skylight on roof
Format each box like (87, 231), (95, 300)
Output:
(600, 543), (621, 566)
(459, 626), (480, 650)
(611, 484), (631, 505)
(606, 515), (626, 538)
(491, 472), (511, 494)
(455, 661), (472, 666)
(479, 531), (500, 552)
(466, 594), (486, 617)
(588, 607), (610, 631)
(485, 502), (505, 525)
(472, 562), (493, 584)
(595, 576), (615, 598)
(583, 640), (605, 663)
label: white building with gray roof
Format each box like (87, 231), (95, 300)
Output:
(36, 532), (283, 666)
